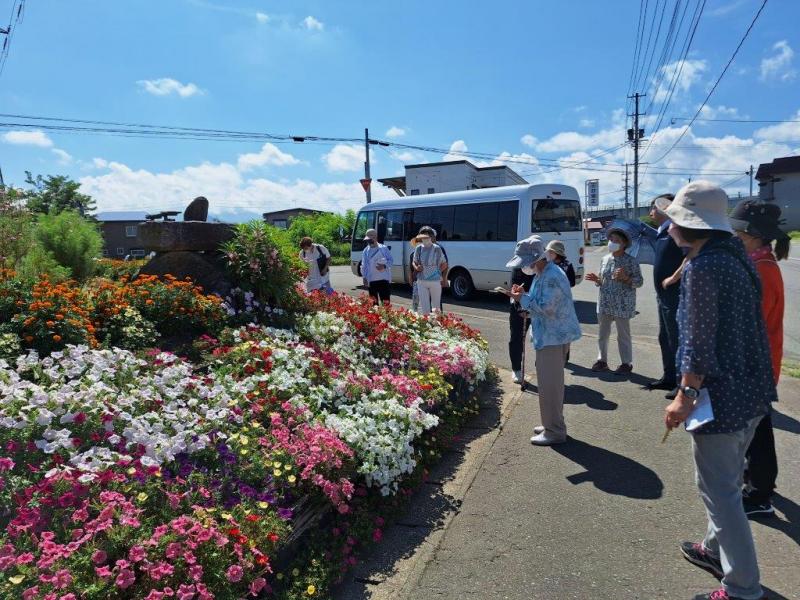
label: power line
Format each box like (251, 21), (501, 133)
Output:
(670, 116), (800, 124)
(649, 0), (769, 164)
(0, 0), (24, 79)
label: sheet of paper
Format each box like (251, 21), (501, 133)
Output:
(685, 388), (715, 432)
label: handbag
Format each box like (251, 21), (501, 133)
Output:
(315, 244), (329, 275)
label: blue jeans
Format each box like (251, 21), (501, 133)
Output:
(693, 417), (763, 599)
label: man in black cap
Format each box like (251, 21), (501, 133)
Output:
(647, 194), (684, 398)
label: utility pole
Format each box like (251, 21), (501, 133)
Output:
(364, 128), (372, 204)
(748, 164), (754, 197)
(627, 93), (646, 217)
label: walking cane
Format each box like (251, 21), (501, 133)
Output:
(520, 311), (529, 391)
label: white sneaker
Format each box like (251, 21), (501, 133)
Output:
(533, 425), (545, 435)
(530, 432), (566, 446)
(512, 370), (523, 383)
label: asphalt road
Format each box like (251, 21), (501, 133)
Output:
(330, 245), (800, 600)
(329, 241), (800, 370)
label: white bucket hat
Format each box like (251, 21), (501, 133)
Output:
(663, 180), (732, 233)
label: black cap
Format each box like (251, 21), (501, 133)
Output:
(729, 200), (788, 242)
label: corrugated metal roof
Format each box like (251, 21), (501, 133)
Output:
(94, 211), (149, 222)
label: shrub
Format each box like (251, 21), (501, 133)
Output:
(0, 197), (35, 269)
(33, 210), (104, 280)
(222, 221), (305, 306)
(94, 257), (147, 280)
(12, 277), (97, 354)
(97, 305), (158, 350)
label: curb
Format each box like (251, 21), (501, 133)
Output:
(367, 370), (526, 600)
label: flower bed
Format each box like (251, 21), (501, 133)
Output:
(0, 289), (490, 599)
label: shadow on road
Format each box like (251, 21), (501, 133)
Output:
(566, 361), (655, 388)
(331, 381), (504, 599)
(553, 438), (664, 499)
(758, 492), (800, 548)
(772, 408), (800, 434)
(574, 300), (598, 324)
(565, 384), (618, 411)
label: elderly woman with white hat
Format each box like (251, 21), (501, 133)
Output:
(507, 235), (581, 445)
(661, 181), (775, 600)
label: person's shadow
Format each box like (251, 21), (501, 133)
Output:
(757, 492), (800, 548)
(772, 408), (800, 434)
(552, 438), (664, 499)
(565, 384), (618, 411)
(567, 361), (654, 388)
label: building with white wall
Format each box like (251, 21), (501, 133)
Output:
(756, 156), (800, 231)
(378, 160), (527, 196)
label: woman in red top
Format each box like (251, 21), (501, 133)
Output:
(730, 200), (790, 518)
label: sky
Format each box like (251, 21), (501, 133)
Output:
(1, 0), (799, 222)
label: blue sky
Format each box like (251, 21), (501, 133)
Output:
(1, 0), (799, 221)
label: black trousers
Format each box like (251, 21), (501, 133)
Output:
(368, 280), (391, 305)
(657, 297), (679, 385)
(508, 303), (531, 372)
(744, 411), (778, 503)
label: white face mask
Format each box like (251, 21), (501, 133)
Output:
(546, 251), (557, 262)
(521, 265), (536, 276)
(420, 238), (433, 248)
(607, 241), (621, 252)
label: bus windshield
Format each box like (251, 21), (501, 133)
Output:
(531, 199), (581, 233)
(351, 211), (375, 251)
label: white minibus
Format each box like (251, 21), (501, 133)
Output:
(350, 184), (585, 300)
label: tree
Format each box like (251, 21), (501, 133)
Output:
(33, 210), (103, 280)
(23, 172), (96, 216)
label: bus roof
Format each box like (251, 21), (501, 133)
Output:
(358, 183), (580, 212)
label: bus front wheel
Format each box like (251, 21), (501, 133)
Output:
(449, 269), (474, 301)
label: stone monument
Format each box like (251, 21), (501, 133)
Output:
(137, 197), (236, 297)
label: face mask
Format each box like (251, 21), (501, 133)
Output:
(521, 265), (536, 276)
(607, 241), (621, 252)
(546, 251), (557, 262)
(668, 227), (690, 248)
(368, 239), (377, 246)
(421, 238), (433, 248)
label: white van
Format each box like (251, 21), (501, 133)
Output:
(350, 184), (585, 300)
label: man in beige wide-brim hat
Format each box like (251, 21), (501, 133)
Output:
(661, 180), (775, 600)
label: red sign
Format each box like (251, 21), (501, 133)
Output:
(359, 178), (372, 192)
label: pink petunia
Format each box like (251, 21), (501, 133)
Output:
(225, 564), (244, 583)
(91, 550), (107, 565)
(53, 569), (72, 589)
(115, 568), (136, 589)
(250, 577), (267, 596)
(129, 545), (146, 562)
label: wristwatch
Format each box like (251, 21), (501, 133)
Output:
(680, 385), (700, 400)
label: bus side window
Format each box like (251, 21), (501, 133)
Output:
(498, 201), (519, 240)
(477, 203), (498, 241)
(452, 205), (478, 240)
(430, 206), (454, 241)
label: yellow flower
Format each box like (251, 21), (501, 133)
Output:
(221, 512), (233, 520)
(292, 568), (300, 577)
(288, 474), (297, 484)
(283, 463), (292, 471)
(258, 501), (270, 509)
(127, 467), (137, 475)
(240, 449), (249, 456)
(137, 492), (148, 502)
(307, 585), (317, 595)
(276, 573), (284, 580)
(240, 436), (249, 446)
(273, 461), (282, 468)
(9, 575), (24, 585)
(273, 469), (282, 477)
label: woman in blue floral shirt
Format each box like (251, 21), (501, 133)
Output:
(586, 229), (643, 374)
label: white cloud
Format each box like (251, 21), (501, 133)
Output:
(652, 59), (707, 102)
(760, 40), (796, 82)
(137, 78), (204, 97)
(386, 126), (406, 138)
(255, 12), (269, 23)
(323, 144), (372, 172)
(578, 118), (595, 128)
(390, 150), (419, 163)
(698, 104), (741, 120)
(708, 0), (747, 17)
(302, 16), (323, 31)
(78, 159), (394, 222)
(237, 143), (302, 171)
(92, 158), (109, 169)
(533, 127), (623, 154)
(520, 134), (538, 148)
(2, 130), (54, 147)
(51, 148), (73, 165)
(754, 109), (800, 142)
(443, 140), (473, 163)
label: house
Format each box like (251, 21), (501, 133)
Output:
(95, 211), (149, 259)
(378, 160), (527, 196)
(756, 156), (800, 230)
(262, 208), (329, 229)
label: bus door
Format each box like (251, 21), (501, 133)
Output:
(374, 209), (405, 283)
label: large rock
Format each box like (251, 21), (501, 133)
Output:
(139, 221), (235, 252)
(183, 196), (209, 222)
(137, 251), (233, 297)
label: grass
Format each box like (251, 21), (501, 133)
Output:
(788, 231), (800, 241)
(782, 360), (800, 379)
